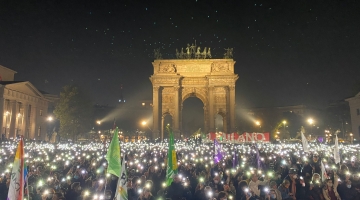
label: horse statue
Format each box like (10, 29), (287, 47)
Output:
(175, 49), (180, 59)
(195, 47), (201, 59)
(201, 47), (207, 59)
(180, 48), (184, 59)
(207, 48), (212, 59)
(186, 44), (191, 59)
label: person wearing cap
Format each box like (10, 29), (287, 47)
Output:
(283, 168), (299, 199)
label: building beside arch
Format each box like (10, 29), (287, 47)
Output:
(0, 65), (56, 140)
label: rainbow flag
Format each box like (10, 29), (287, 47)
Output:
(7, 138), (27, 200)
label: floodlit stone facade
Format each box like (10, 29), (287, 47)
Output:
(346, 92), (360, 139)
(150, 59), (238, 140)
(0, 65), (54, 140)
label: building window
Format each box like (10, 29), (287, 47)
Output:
(40, 110), (43, 116)
(142, 103), (145, 106)
(357, 108), (360, 115)
(38, 126), (41, 136)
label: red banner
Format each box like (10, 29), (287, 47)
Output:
(207, 132), (270, 142)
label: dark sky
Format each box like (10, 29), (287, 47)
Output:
(1, 0), (359, 109)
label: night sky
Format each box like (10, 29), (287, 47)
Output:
(1, 0), (359, 109)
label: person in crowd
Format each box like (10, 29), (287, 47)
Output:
(322, 177), (341, 200)
(338, 179), (358, 200)
(308, 181), (324, 200)
(278, 180), (292, 200)
(3, 138), (360, 200)
(249, 174), (268, 197)
(138, 187), (154, 200)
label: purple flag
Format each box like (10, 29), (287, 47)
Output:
(233, 151), (238, 168)
(214, 139), (223, 164)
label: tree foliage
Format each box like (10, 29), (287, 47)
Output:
(54, 85), (93, 140)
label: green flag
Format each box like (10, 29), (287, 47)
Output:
(166, 128), (178, 186)
(106, 127), (121, 177)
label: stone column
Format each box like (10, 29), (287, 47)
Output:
(229, 85), (236, 132)
(9, 100), (17, 138)
(31, 105), (38, 139)
(208, 86), (215, 132)
(152, 86), (160, 140)
(173, 86), (180, 138)
(22, 103), (29, 139)
(223, 115), (228, 133)
(161, 115), (164, 141)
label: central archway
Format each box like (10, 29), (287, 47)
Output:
(150, 59), (238, 140)
(181, 96), (205, 138)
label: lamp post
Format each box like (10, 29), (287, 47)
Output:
(255, 121), (261, 132)
(307, 118), (314, 135)
(350, 133), (353, 144)
(96, 120), (101, 140)
(282, 120), (287, 133)
(47, 116), (54, 142)
(141, 121), (152, 141)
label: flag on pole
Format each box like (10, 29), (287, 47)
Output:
(334, 135), (340, 164)
(7, 138), (27, 200)
(321, 161), (328, 182)
(106, 127), (121, 177)
(214, 139), (224, 164)
(301, 132), (309, 153)
(166, 129), (178, 186)
(115, 156), (128, 200)
(113, 118), (116, 130)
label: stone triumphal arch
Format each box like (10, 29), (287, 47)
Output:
(150, 59), (238, 140)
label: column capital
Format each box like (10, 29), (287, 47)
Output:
(153, 86), (160, 91)
(229, 85), (235, 91)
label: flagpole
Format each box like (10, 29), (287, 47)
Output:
(27, 177), (30, 200)
(104, 169), (107, 196)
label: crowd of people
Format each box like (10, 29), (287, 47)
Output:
(1, 138), (360, 200)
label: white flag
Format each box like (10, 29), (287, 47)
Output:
(115, 156), (128, 200)
(301, 132), (309, 153)
(321, 161), (328, 182)
(334, 135), (340, 164)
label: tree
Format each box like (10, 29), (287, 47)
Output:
(54, 85), (93, 141)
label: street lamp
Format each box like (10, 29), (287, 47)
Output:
(96, 120), (101, 125)
(47, 116), (53, 122)
(282, 120), (287, 133)
(46, 116), (54, 142)
(350, 133), (353, 144)
(307, 118), (314, 135)
(255, 121), (261, 132)
(141, 121), (152, 141)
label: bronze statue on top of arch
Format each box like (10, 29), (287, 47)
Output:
(173, 42), (234, 59)
(153, 43), (234, 59)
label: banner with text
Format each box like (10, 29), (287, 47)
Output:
(207, 132), (270, 142)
